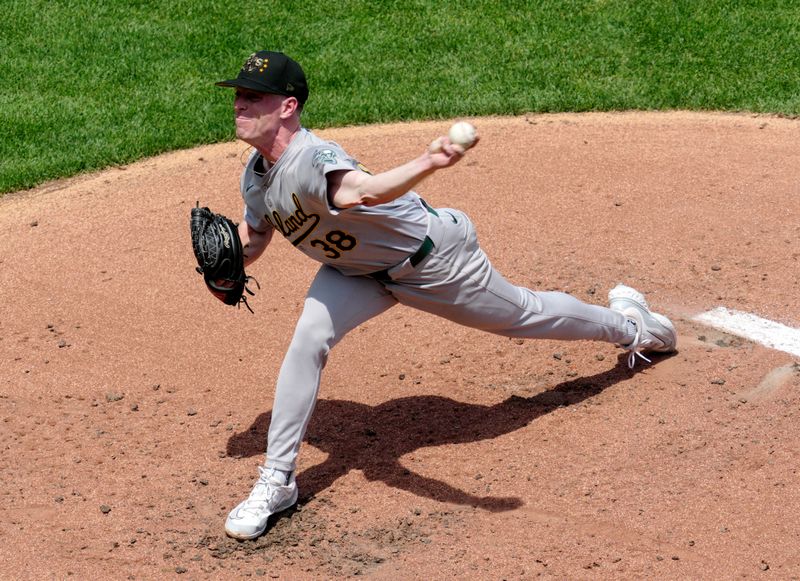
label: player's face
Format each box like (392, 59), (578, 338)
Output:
(233, 89), (287, 146)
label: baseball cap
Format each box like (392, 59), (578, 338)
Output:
(216, 51), (308, 104)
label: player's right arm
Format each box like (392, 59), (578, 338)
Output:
(328, 136), (473, 209)
(239, 221), (273, 267)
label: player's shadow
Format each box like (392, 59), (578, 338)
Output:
(226, 362), (639, 512)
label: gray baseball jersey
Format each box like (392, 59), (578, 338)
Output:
(241, 129), (429, 276)
(238, 127), (636, 473)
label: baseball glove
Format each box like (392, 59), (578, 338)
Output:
(190, 203), (258, 312)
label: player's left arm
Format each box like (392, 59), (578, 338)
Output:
(328, 136), (474, 209)
(238, 221), (273, 267)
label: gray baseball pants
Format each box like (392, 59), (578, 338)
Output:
(265, 208), (634, 472)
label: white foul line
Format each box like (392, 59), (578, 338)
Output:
(693, 307), (800, 357)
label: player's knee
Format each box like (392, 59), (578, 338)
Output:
(290, 314), (335, 358)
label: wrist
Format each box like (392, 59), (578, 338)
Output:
(416, 152), (438, 175)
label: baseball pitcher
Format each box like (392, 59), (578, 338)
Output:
(200, 51), (677, 540)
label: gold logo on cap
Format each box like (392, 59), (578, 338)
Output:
(243, 53), (269, 73)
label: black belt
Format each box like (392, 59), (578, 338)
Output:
(369, 201), (438, 282)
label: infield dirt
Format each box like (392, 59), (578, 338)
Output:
(1, 112), (799, 579)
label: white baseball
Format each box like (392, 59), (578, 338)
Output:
(448, 121), (477, 149)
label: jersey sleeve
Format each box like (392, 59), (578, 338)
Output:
(297, 143), (362, 206)
(239, 151), (273, 233)
(243, 204), (271, 233)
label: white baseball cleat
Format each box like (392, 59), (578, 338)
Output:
(225, 466), (298, 540)
(608, 284), (677, 368)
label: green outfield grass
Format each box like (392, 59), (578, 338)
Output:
(1, 0), (798, 194)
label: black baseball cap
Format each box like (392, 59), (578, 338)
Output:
(216, 51), (308, 104)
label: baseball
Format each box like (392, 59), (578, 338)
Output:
(448, 121), (477, 149)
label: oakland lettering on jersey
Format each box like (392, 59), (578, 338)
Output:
(266, 193), (320, 246)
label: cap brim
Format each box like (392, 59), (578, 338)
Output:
(215, 78), (276, 93)
(215, 77), (307, 104)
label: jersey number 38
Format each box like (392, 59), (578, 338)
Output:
(310, 230), (357, 259)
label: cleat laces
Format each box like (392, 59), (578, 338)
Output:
(622, 314), (651, 369)
(239, 466), (283, 517)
